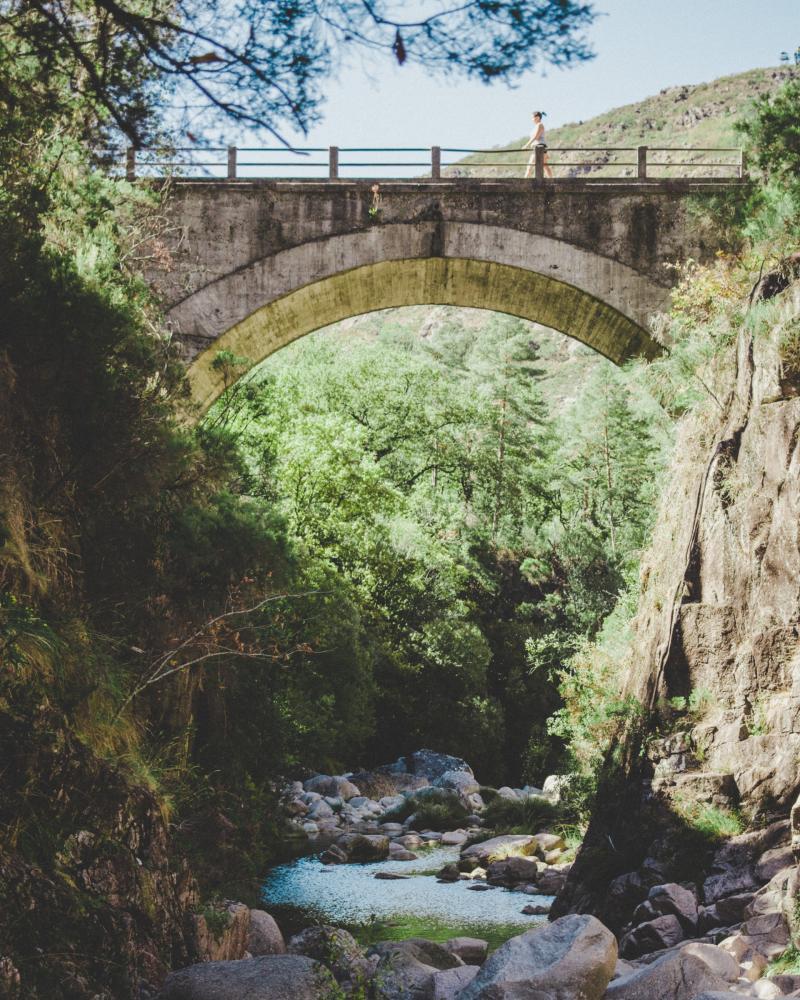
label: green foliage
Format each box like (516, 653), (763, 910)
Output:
(382, 789), (469, 831)
(737, 79), (800, 194)
(481, 794), (562, 835)
(673, 801), (744, 842)
(768, 944), (800, 978)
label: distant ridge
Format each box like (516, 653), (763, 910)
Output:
(454, 65), (798, 177)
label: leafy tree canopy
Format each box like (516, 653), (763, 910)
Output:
(1, 0), (595, 145)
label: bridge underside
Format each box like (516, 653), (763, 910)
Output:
(186, 256), (664, 415)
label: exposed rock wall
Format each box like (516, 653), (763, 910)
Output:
(0, 705), (195, 999)
(628, 282), (800, 811)
(554, 280), (800, 927)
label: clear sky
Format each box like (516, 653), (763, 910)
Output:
(263, 0), (798, 151)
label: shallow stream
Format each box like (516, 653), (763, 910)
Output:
(262, 843), (553, 949)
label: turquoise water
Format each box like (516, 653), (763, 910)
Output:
(261, 844), (552, 944)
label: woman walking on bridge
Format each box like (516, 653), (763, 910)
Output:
(524, 111), (553, 179)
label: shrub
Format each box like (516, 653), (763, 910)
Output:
(481, 794), (561, 835)
(382, 788), (469, 831)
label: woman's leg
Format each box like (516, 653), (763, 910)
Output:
(524, 151), (535, 178)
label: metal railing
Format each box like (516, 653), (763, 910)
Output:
(124, 144), (746, 182)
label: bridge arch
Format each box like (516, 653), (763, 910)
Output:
(173, 221), (668, 414)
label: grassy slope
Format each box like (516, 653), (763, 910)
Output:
(276, 66), (796, 410)
(452, 65), (797, 177)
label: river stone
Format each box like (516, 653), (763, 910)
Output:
(459, 914), (617, 1000)
(620, 914), (684, 958)
(441, 830), (468, 846)
(435, 771), (480, 796)
(645, 883), (698, 932)
(444, 938), (488, 964)
(246, 911), (285, 956)
(406, 750), (473, 782)
(461, 835), (536, 866)
(159, 955), (337, 999)
(304, 774), (361, 800)
(369, 939), (462, 999)
(532, 833), (566, 854)
(335, 832), (390, 861)
(604, 948), (730, 999)
(288, 925), (371, 983)
(432, 965), (480, 999)
(536, 866), (570, 895)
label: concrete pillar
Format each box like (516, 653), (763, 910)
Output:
(431, 146), (441, 180)
(637, 146), (647, 180)
(126, 147), (136, 181)
(739, 149), (748, 180)
(329, 146), (339, 180)
(227, 146), (237, 180)
(534, 145), (545, 181)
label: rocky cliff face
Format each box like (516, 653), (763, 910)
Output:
(554, 278), (800, 928)
(0, 705), (196, 999)
(631, 280), (800, 812)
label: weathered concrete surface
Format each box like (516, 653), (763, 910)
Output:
(149, 179), (723, 412)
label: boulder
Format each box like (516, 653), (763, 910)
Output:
(308, 799), (334, 820)
(369, 939), (462, 999)
(532, 833), (566, 854)
(432, 965), (480, 999)
(159, 955), (337, 999)
(738, 910), (791, 956)
(714, 891), (755, 924)
(441, 830), (468, 846)
(537, 866), (570, 895)
(406, 750), (473, 782)
(461, 835), (535, 866)
(542, 775), (570, 802)
(676, 942), (738, 982)
(396, 834), (423, 850)
(389, 843), (417, 861)
(756, 844), (795, 882)
(437, 863), (460, 882)
(620, 914), (684, 958)
(444, 938), (488, 965)
(604, 948), (731, 999)
(287, 925), (372, 984)
(304, 774), (361, 800)
(459, 914), (617, 1000)
(319, 844), (348, 865)
(246, 911), (285, 957)
(504, 856), (539, 883)
(335, 833), (390, 862)
(435, 771), (480, 797)
(646, 883), (698, 932)
(522, 903), (551, 915)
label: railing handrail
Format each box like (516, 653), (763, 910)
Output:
(123, 143), (747, 182)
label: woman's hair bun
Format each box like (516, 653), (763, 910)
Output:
(532, 110), (547, 117)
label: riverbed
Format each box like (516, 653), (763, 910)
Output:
(262, 843), (553, 949)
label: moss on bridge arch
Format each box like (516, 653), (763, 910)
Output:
(185, 256), (663, 415)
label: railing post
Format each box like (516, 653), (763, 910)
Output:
(739, 149), (748, 180)
(637, 145), (647, 180)
(328, 146), (339, 180)
(126, 147), (136, 181)
(534, 144), (545, 181)
(431, 146), (441, 180)
(227, 145), (237, 180)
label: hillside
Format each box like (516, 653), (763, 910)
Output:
(452, 64), (797, 178)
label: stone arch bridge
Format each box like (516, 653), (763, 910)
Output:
(148, 178), (730, 413)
